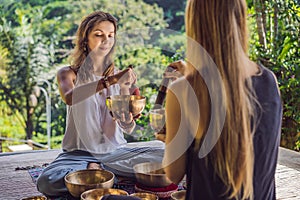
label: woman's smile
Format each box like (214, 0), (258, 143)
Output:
(99, 46), (109, 51)
(88, 21), (115, 56)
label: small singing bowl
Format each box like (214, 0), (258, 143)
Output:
(81, 188), (128, 200)
(106, 95), (146, 117)
(149, 108), (165, 132)
(133, 162), (172, 188)
(171, 190), (186, 200)
(130, 192), (159, 200)
(21, 196), (47, 200)
(64, 169), (115, 198)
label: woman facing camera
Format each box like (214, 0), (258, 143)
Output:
(37, 11), (164, 198)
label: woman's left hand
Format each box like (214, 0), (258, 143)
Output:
(117, 111), (134, 124)
(112, 111), (136, 133)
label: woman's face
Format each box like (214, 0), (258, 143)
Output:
(87, 20), (115, 57)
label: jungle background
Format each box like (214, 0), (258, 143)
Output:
(0, 0), (299, 152)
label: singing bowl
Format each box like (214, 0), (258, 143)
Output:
(171, 190), (186, 200)
(133, 162), (172, 188)
(81, 188), (128, 200)
(106, 95), (146, 117)
(130, 192), (159, 200)
(149, 108), (165, 132)
(64, 169), (115, 198)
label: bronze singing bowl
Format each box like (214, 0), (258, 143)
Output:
(81, 188), (128, 200)
(149, 108), (165, 132)
(133, 162), (172, 188)
(171, 190), (186, 200)
(106, 95), (146, 117)
(64, 169), (115, 198)
(130, 192), (159, 200)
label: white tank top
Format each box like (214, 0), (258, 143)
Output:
(62, 73), (127, 154)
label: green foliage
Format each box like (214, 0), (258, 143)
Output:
(296, 137), (300, 151)
(248, 0), (300, 150)
(116, 48), (168, 87)
(0, 101), (26, 152)
(0, 102), (25, 137)
(0, 3), (59, 141)
(32, 132), (63, 149)
(144, 0), (186, 31)
(0, 44), (9, 76)
(158, 33), (186, 51)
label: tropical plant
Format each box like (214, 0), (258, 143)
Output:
(0, 10), (44, 139)
(248, 0), (300, 150)
(0, 2), (66, 146)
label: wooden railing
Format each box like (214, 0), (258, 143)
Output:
(0, 136), (48, 152)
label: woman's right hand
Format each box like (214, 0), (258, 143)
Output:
(114, 68), (136, 90)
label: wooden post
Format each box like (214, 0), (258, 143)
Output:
(0, 139), (2, 153)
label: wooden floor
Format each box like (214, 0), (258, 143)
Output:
(0, 147), (299, 200)
(276, 148), (300, 200)
(0, 150), (60, 200)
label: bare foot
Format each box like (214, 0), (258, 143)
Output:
(155, 133), (166, 142)
(87, 162), (103, 169)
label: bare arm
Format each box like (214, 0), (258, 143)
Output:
(56, 67), (107, 105)
(57, 67), (133, 105)
(163, 89), (186, 185)
(56, 67), (76, 105)
(164, 60), (187, 79)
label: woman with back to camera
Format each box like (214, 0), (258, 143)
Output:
(163, 0), (282, 199)
(37, 11), (164, 197)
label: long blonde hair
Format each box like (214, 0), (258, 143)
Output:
(185, 0), (256, 199)
(70, 11), (117, 83)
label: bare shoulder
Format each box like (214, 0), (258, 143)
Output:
(57, 66), (76, 81)
(168, 76), (188, 91)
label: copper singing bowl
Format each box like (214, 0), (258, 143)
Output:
(133, 162), (172, 188)
(130, 192), (159, 200)
(81, 188), (128, 200)
(64, 169), (115, 198)
(171, 190), (186, 200)
(106, 95), (146, 117)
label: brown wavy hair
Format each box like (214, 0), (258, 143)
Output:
(70, 11), (117, 83)
(186, 0), (256, 199)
